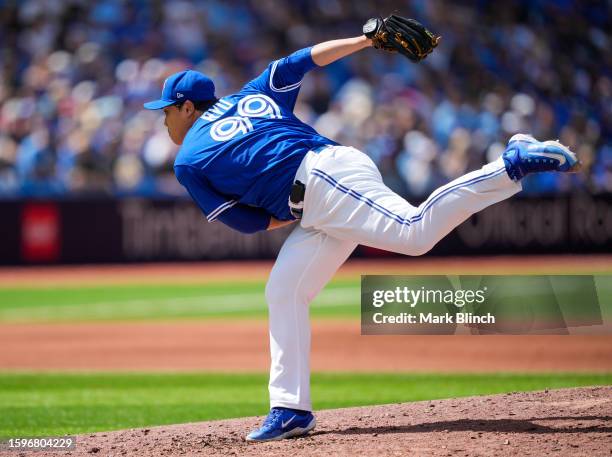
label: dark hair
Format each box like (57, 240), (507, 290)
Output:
(175, 98), (219, 112)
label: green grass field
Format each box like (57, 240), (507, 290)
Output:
(2, 372), (611, 438)
(0, 279), (360, 322)
(0, 275), (611, 322)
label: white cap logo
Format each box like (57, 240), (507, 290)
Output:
(177, 92), (184, 98)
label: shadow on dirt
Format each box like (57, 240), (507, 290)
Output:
(315, 416), (612, 436)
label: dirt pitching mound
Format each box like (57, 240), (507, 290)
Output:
(26, 387), (611, 457)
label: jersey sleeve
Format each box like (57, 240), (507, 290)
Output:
(175, 165), (270, 234)
(215, 204), (271, 234)
(244, 46), (318, 110)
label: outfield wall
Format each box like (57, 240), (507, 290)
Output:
(0, 193), (610, 264)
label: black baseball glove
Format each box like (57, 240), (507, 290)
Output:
(363, 15), (441, 62)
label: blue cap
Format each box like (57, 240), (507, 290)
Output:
(143, 70), (215, 110)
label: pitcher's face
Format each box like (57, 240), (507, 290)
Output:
(163, 102), (196, 145)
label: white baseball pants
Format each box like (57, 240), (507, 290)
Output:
(267, 145), (522, 411)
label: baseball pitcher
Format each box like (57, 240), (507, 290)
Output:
(144, 15), (579, 442)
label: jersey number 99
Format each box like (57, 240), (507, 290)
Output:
(210, 94), (282, 142)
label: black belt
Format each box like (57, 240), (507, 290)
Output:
(289, 180), (306, 219)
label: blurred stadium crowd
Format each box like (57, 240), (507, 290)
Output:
(0, 0), (610, 199)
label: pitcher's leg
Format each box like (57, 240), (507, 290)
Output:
(302, 147), (521, 256)
(266, 224), (356, 411)
(397, 158), (522, 255)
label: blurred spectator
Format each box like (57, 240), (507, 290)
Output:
(0, 0), (610, 199)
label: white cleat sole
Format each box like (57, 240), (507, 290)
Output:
(508, 133), (537, 144)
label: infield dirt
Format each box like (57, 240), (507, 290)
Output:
(15, 386), (611, 457)
(1, 321), (611, 372)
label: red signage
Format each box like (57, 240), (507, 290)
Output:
(21, 203), (61, 262)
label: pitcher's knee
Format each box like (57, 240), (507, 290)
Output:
(265, 276), (286, 307)
(266, 273), (313, 308)
(404, 238), (436, 256)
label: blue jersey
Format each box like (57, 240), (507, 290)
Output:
(174, 47), (336, 233)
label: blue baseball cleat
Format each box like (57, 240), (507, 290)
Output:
(502, 133), (580, 181)
(246, 407), (316, 442)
